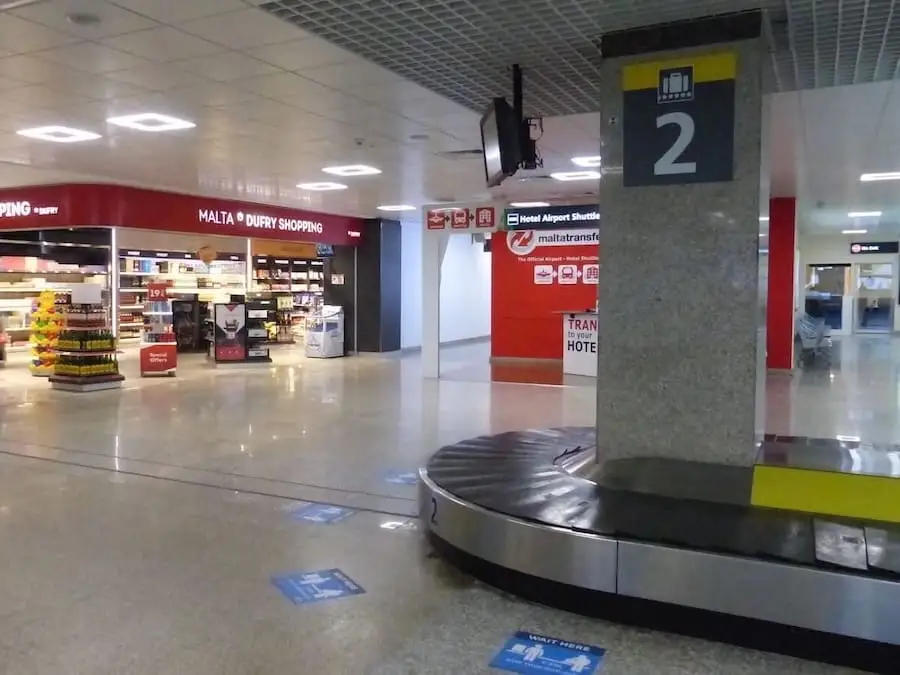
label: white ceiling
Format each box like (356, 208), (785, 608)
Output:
(770, 79), (900, 235)
(0, 0), (600, 217)
(1, 0), (900, 234)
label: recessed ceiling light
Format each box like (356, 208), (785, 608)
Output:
(843, 229), (868, 234)
(571, 156), (602, 168)
(322, 164), (381, 176)
(848, 211), (882, 218)
(297, 182), (347, 191)
(107, 113), (195, 132)
(377, 204), (416, 211)
(861, 172), (900, 182)
(510, 201), (550, 207)
(550, 170), (602, 182)
(16, 125), (101, 143)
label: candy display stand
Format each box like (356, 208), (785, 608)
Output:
(28, 289), (63, 376)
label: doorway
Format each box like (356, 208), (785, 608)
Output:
(855, 262), (894, 333)
(805, 264), (848, 331)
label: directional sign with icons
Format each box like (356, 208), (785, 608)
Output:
(622, 52), (736, 187)
(271, 569), (365, 606)
(504, 205), (600, 231)
(425, 206), (496, 231)
(533, 263), (598, 286)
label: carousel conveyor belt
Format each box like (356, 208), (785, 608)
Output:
(418, 427), (900, 673)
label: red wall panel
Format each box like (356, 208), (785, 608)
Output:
(491, 229), (599, 360)
(766, 197), (797, 369)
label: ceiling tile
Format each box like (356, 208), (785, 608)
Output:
(106, 0), (248, 23)
(13, 1), (157, 39)
(0, 55), (66, 84)
(302, 60), (404, 88)
(102, 26), (225, 62)
(38, 42), (150, 73)
(105, 63), (214, 91)
(244, 37), (352, 71)
(179, 8), (301, 49)
(166, 80), (260, 108)
(0, 15), (80, 55)
(232, 71), (315, 99)
(175, 52), (281, 81)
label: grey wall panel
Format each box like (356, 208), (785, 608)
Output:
(617, 540), (900, 645)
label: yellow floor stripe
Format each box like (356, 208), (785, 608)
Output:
(751, 465), (900, 523)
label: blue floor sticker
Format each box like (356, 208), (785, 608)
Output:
(271, 569), (365, 605)
(385, 470), (418, 485)
(289, 503), (355, 524)
(490, 632), (605, 674)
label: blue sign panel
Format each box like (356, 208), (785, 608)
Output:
(289, 503), (355, 524)
(385, 470), (418, 485)
(490, 632), (605, 674)
(271, 569), (365, 606)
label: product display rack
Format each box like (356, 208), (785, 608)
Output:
(245, 300), (272, 362)
(118, 249), (246, 341)
(273, 293), (294, 344)
(140, 288), (177, 376)
(251, 257), (325, 343)
(28, 289), (66, 376)
(49, 303), (124, 392)
(0, 263), (108, 347)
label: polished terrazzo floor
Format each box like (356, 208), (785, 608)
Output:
(0, 338), (885, 673)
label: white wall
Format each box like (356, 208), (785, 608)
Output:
(400, 221), (424, 348)
(400, 221), (491, 348)
(798, 233), (900, 333)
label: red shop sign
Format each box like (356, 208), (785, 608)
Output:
(146, 283), (169, 301)
(0, 183), (364, 246)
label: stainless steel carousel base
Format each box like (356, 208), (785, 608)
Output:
(419, 428), (900, 673)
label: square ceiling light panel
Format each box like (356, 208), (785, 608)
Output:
(322, 164), (381, 176)
(107, 113), (196, 132)
(16, 126), (102, 143)
(297, 182), (347, 191)
(377, 204), (416, 211)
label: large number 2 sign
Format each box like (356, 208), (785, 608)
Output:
(654, 112), (696, 176)
(621, 52), (735, 186)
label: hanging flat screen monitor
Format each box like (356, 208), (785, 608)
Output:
(480, 97), (521, 188)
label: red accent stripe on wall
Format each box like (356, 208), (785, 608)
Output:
(766, 197), (796, 369)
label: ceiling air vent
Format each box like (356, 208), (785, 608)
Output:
(436, 149), (483, 160)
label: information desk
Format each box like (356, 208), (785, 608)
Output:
(560, 311), (597, 376)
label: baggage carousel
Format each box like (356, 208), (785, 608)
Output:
(418, 427), (900, 673)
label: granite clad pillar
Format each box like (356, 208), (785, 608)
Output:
(596, 19), (764, 466)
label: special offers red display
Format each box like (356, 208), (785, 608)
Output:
(492, 228), (599, 360)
